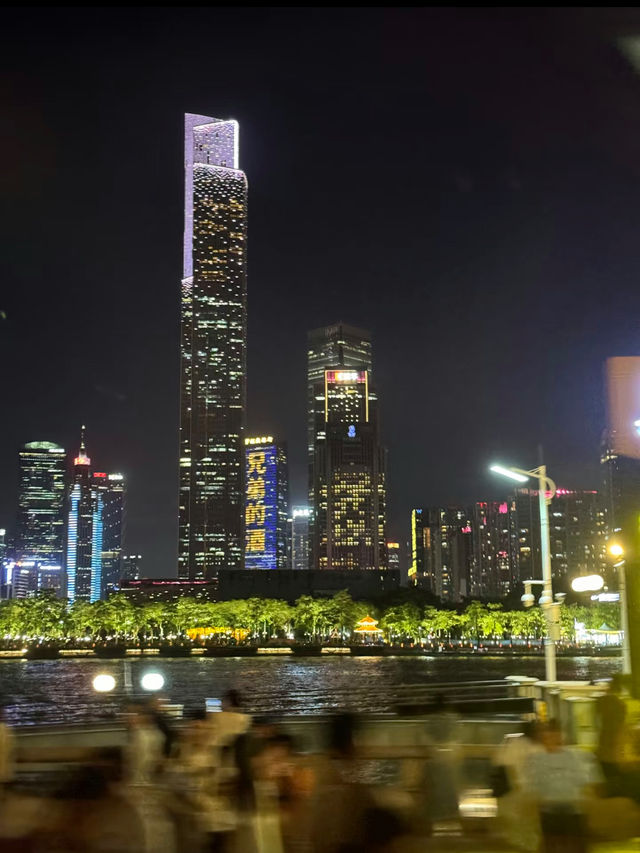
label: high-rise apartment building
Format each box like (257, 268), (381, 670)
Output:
(92, 472), (126, 596)
(290, 507), (311, 571)
(16, 441), (66, 566)
(512, 488), (607, 587)
(472, 501), (515, 598)
(66, 432), (94, 603)
(311, 368), (386, 570)
(179, 114), (248, 580)
(244, 437), (289, 570)
(410, 507), (472, 600)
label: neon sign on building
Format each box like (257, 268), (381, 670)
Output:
(245, 441), (277, 570)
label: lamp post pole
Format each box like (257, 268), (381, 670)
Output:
(491, 462), (557, 683)
(537, 464), (557, 684)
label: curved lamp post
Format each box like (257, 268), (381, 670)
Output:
(491, 462), (558, 682)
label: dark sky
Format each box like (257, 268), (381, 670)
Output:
(2, 8), (640, 576)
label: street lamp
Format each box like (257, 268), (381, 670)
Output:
(608, 543), (631, 675)
(490, 462), (558, 682)
(93, 673), (116, 693)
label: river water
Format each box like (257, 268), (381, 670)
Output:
(0, 654), (620, 726)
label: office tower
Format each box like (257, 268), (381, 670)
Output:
(8, 560), (39, 598)
(386, 541), (400, 572)
(0, 528), (6, 565)
(409, 509), (430, 588)
(92, 472), (126, 596)
(472, 501), (516, 598)
(245, 436), (289, 570)
(38, 562), (63, 595)
(512, 488), (607, 587)
(16, 441), (66, 566)
(311, 368), (386, 570)
(307, 324), (372, 510)
(121, 553), (143, 581)
(291, 507), (311, 570)
(66, 430), (95, 603)
(179, 114), (248, 580)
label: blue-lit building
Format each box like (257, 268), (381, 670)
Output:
(92, 472), (126, 596)
(245, 436), (289, 570)
(66, 429), (94, 602)
(66, 430), (126, 602)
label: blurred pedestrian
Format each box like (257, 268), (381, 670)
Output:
(525, 720), (602, 853)
(421, 693), (461, 832)
(0, 706), (15, 800)
(253, 732), (315, 852)
(124, 702), (165, 785)
(596, 674), (627, 795)
(149, 693), (177, 759)
(309, 713), (375, 853)
(494, 721), (544, 850)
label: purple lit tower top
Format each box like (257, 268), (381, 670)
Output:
(179, 114), (248, 579)
(183, 114), (240, 279)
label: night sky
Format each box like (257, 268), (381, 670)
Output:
(3, 8), (640, 576)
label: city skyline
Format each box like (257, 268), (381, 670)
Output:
(3, 9), (640, 576)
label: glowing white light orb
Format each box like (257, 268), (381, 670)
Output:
(609, 543), (624, 558)
(571, 574), (605, 593)
(93, 673), (116, 693)
(140, 672), (165, 691)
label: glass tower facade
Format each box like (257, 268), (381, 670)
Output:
(92, 472), (126, 596)
(66, 434), (94, 603)
(179, 114), (247, 579)
(291, 507), (311, 571)
(245, 437), (289, 570)
(16, 441), (66, 566)
(312, 369), (386, 570)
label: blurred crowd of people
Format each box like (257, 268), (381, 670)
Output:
(2, 679), (640, 852)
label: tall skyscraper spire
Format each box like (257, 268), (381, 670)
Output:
(179, 114), (248, 579)
(67, 427), (94, 602)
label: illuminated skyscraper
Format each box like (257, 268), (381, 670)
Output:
(472, 501), (515, 598)
(66, 429), (94, 603)
(92, 472), (126, 596)
(179, 114), (247, 579)
(513, 488), (606, 587)
(245, 437), (289, 570)
(16, 441), (66, 566)
(312, 368), (386, 570)
(411, 507), (473, 600)
(290, 507), (311, 571)
(307, 324), (372, 502)
(386, 541), (400, 572)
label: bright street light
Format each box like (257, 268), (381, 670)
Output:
(571, 574), (605, 593)
(607, 542), (630, 674)
(489, 464), (530, 484)
(93, 673), (116, 693)
(491, 460), (558, 683)
(140, 671), (165, 692)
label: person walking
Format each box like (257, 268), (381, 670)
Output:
(525, 720), (602, 853)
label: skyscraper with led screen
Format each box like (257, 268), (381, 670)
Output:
(312, 368), (386, 570)
(245, 437), (289, 570)
(179, 114), (247, 579)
